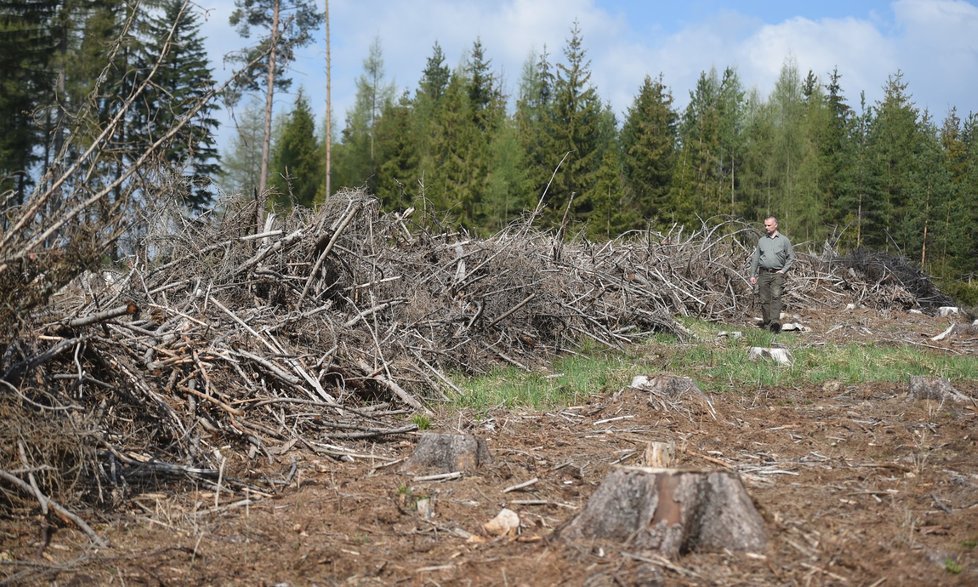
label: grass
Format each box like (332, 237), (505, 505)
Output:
(447, 318), (978, 410)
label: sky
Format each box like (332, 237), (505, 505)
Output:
(196, 0), (978, 153)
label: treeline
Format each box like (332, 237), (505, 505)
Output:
(3, 2), (978, 282)
(277, 29), (978, 280)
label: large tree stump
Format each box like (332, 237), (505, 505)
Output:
(560, 467), (767, 558)
(399, 433), (491, 474)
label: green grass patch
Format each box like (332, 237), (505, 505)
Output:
(450, 351), (634, 411)
(449, 318), (978, 410)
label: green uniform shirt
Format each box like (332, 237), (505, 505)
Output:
(750, 232), (795, 276)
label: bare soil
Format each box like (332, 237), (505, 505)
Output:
(3, 308), (977, 586)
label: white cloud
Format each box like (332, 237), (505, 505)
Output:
(892, 0), (978, 115)
(738, 16), (896, 107)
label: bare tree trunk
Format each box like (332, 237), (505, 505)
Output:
(257, 0), (280, 215)
(324, 0), (332, 200)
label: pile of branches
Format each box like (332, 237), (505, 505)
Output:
(1, 190), (947, 523)
(834, 247), (955, 310)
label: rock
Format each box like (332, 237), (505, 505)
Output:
(484, 508), (520, 536)
(748, 346), (793, 365)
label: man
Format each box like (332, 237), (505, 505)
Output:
(749, 216), (795, 333)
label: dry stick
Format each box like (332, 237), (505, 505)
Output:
(178, 384), (242, 417)
(486, 293), (537, 329)
(298, 198), (359, 304)
(355, 358), (427, 412)
(67, 301), (139, 328)
(343, 298), (406, 328)
(413, 471), (462, 482)
(210, 297), (335, 404)
(265, 331), (337, 405)
(502, 477), (539, 493)
(522, 151), (571, 236)
(409, 348), (463, 397)
(0, 469), (108, 547)
(234, 228), (305, 275)
(17, 441), (47, 515)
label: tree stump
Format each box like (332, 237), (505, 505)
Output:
(643, 441), (676, 467)
(399, 433), (492, 474)
(628, 374), (716, 419)
(907, 376), (970, 402)
(560, 467), (767, 558)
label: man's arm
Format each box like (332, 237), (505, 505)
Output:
(781, 237), (796, 272)
(749, 245), (760, 282)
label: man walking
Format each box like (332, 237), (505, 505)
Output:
(749, 216), (795, 333)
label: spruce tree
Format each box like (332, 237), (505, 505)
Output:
(514, 47), (556, 210)
(864, 71), (921, 253)
(219, 99), (265, 196)
(0, 1), (57, 209)
(375, 92), (420, 212)
(270, 89), (321, 209)
(413, 42), (451, 193)
(672, 68), (723, 226)
(620, 74), (678, 228)
(821, 68), (859, 248)
(137, 0), (220, 211)
(547, 21), (607, 230)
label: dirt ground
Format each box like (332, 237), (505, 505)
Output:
(2, 308), (977, 586)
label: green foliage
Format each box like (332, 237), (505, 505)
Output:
(0, 1), (56, 205)
(938, 279), (978, 308)
(544, 21), (609, 229)
(220, 99), (265, 195)
(410, 413), (431, 430)
(138, 0), (221, 210)
(944, 558), (963, 575)
(333, 37), (396, 196)
(270, 89), (322, 209)
(621, 75), (678, 228)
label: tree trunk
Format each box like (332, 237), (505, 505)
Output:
(560, 467), (767, 558)
(257, 0), (280, 214)
(324, 0), (332, 200)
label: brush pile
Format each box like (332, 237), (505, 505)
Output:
(0, 190), (949, 512)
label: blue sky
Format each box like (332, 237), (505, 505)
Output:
(198, 0), (978, 153)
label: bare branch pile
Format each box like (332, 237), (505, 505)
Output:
(1, 190), (948, 514)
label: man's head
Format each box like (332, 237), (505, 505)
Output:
(763, 216), (779, 237)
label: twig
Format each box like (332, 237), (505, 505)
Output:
(67, 301), (139, 328)
(502, 477), (539, 493)
(0, 468), (108, 547)
(413, 471), (462, 482)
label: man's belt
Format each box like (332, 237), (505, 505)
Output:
(759, 267), (781, 273)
